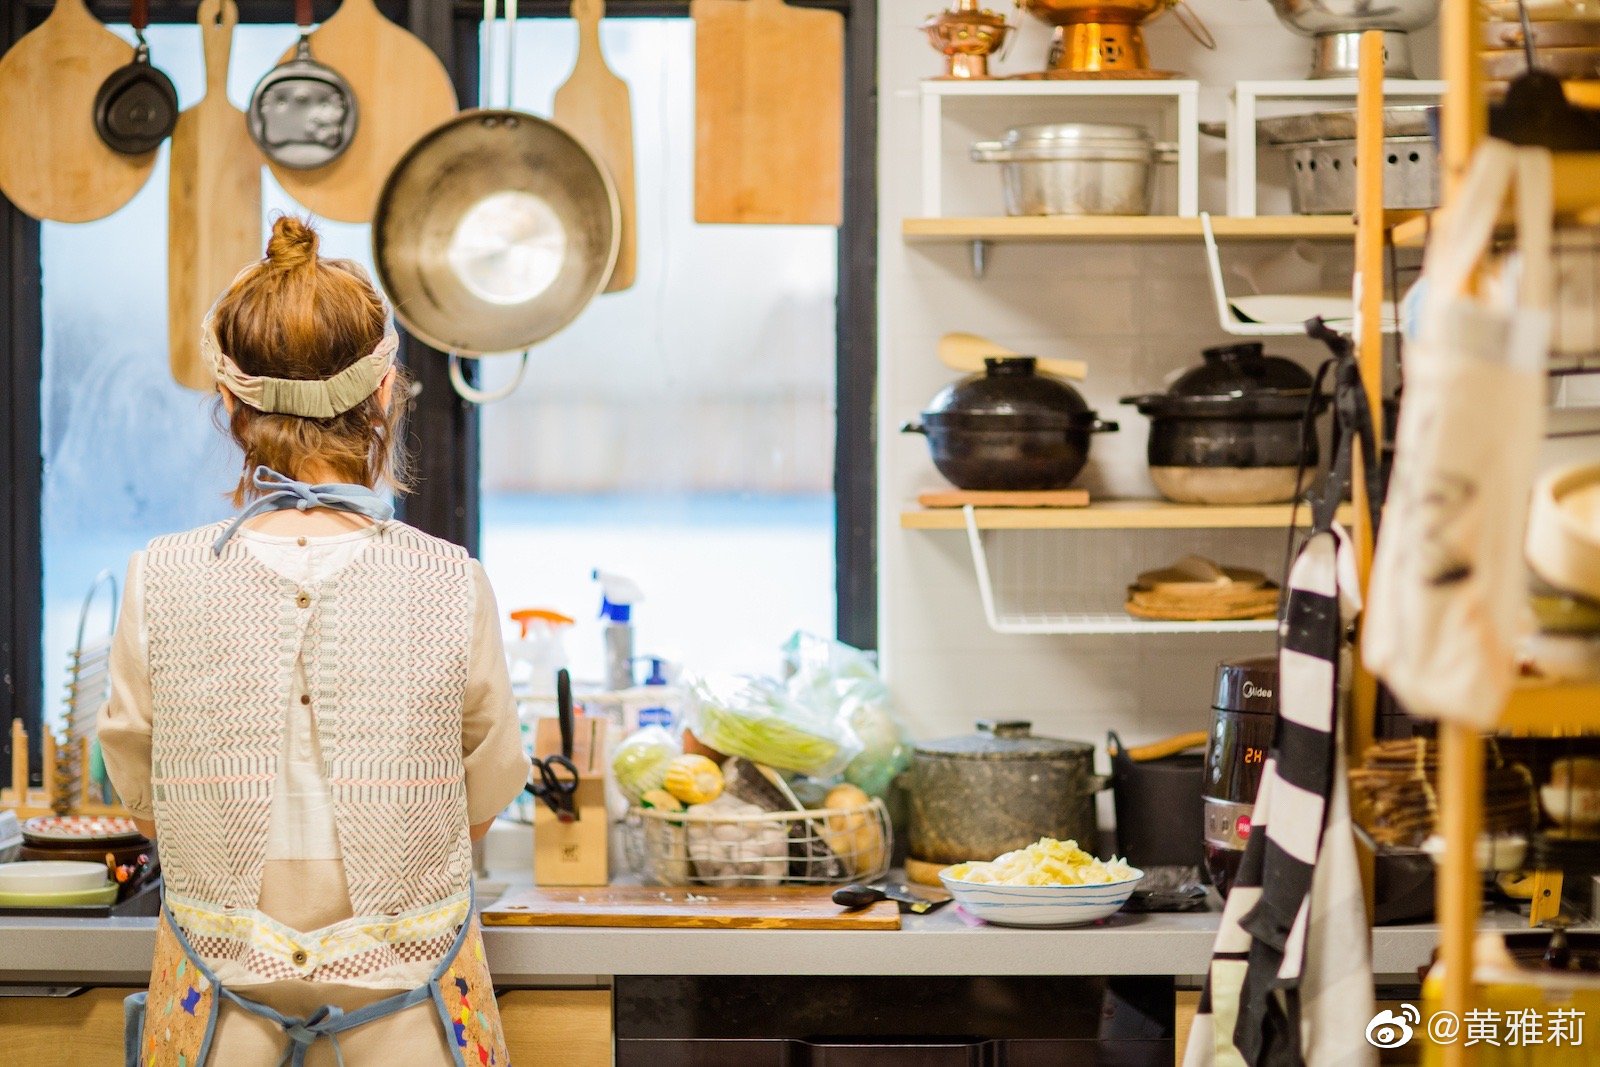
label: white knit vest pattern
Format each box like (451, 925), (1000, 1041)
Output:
(143, 522), (475, 942)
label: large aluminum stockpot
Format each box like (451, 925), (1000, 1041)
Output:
(970, 122), (1175, 216)
(903, 720), (1108, 866)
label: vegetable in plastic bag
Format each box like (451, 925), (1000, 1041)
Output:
(688, 675), (862, 777)
(610, 726), (680, 803)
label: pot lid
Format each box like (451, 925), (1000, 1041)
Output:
(1213, 656), (1279, 714)
(1123, 343), (1318, 417)
(1002, 122), (1153, 149)
(926, 356), (1092, 423)
(915, 719), (1094, 761)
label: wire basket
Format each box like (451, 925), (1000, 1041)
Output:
(623, 797), (892, 887)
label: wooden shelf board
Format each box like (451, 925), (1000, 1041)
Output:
(900, 499), (1351, 530)
(903, 215), (1357, 242)
(1496, 681), (1600, 736)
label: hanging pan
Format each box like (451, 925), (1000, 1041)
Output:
(247, 0), (359, 169)
(371, 0), (619, 404)
(94, 0), (179, 156)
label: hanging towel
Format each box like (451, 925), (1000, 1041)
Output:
(1185, 335), (1379, 1067)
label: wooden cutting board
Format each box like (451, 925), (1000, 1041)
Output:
(168, 0), (261, 393)
(691, 0), (842, 225)
(917, 490), (1090, 509)
(269, 0), (458, 222)
(482, 885), (900, 929)
(0, 0), (157, 222)
(553, 0), (636, 291)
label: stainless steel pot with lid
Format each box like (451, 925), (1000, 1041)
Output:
(971, 122), (1176, 216)
(903, 720), (1108, 865)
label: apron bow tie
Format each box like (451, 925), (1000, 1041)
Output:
(213, 465), (396, 556)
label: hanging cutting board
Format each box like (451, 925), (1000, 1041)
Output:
(691, 0), (842, 225)
(168, 0), (261, 393)
(268, 0), (458, 222)
(482, 885), (900, 929)
(553, 0), (636, 291)
(0, 0), (157, 222)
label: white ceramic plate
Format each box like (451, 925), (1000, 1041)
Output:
(0, 860), (111, 894)
(939, 867), (1143, 927)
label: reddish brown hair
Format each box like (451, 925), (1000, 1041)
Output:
(211, 216), (411, 504)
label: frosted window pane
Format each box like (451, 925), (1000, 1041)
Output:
(39, 24), (369, 717)
(476, 20), (837, 680)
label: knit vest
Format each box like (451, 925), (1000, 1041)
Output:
(143, 521), (476, 920)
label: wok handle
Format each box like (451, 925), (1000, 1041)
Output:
(1088, 418), (1119, 434)
(449, 351), (530, 405)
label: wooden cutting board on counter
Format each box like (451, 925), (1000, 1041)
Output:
(482, 885), (900, 929)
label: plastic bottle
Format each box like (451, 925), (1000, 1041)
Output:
(593, 570), (643, 693)
(635, 656), (677, 730)
(506, 609), (574, 698)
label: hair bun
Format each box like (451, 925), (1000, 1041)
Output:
(265, 215), (320, 271)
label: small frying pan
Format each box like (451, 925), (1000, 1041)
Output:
(94, 0), (178, 155)
(248, 0), (359, 169)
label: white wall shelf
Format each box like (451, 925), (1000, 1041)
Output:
(1225, 79), (1445, 217)
(920, 79), (1201, 219)
(945, 506), (1288, 636)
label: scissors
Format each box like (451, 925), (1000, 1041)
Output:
(526, 668), (580, 822)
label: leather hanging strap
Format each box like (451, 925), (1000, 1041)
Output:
(296, 0), (313, 31)
(130, 0), (149, 30)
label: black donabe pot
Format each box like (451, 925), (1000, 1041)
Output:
(1122, 342), (1327, 505)
(902, 357), (1118, 491)
(1108, 731), (1206, 872)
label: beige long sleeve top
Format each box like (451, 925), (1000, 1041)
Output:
(98, 525), (530, 1065)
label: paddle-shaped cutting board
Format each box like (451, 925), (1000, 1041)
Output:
(269, 0), (458, 223)
(168, 0), (261, 393)
(482, 885), (900, 929)
(553, 0), (637, 291)
(691, 0), (842, 225)
(0, 0), (157, 222)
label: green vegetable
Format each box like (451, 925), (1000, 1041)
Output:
(689, 676), (854, 776)
(611, 726), (680, 803)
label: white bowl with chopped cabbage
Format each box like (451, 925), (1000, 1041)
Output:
(939, 838), (1142, 927)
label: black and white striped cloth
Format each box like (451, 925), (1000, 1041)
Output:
(1183, 347), (1378, 1067)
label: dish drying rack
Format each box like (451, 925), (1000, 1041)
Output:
(3, 571), (124, 818)
(957, 506), (1288, 635)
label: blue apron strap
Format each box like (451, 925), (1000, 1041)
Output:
(213, 465), (396, 555)
(160, 888), (478, 1067)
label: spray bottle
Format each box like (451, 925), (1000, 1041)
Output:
(593, 570), (643, 693)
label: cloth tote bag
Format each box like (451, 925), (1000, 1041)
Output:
(1363, 140), (1552, 727)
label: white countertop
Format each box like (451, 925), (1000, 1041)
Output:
(0, 894), (1477, 988)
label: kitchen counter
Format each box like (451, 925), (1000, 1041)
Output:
(0, 897), (1498, 988)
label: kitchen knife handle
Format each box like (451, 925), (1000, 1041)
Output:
(556, 668), (574, 760)
(831, 884), (884, 910)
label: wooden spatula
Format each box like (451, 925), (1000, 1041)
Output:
(553, 0), (637, 291)
(938, 332), (1087, 380)
(269, 0), (458, 222)
(0, 0), (157, 222)
(691, 0), (842, 224)
(168, 0), (262, 393)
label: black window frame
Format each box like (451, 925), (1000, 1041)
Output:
(0, 0), (875, 787)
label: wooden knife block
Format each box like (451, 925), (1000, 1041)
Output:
(533, 712), (609, 886)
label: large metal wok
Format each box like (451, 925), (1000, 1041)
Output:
(371, 0), (619, 403)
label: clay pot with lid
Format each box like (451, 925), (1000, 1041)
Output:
(903, 719), (1108, 865)
(1121, 342), (1327, 505)
(902, 356), (1118, 491)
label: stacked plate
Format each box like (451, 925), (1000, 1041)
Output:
(0, 860), (116, 907)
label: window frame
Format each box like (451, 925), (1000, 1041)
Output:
(0, 0), (875, 787)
